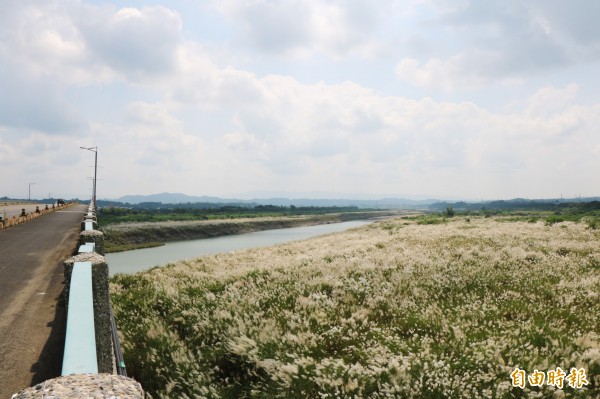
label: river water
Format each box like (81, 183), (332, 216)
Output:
(106, 220), (372, 276)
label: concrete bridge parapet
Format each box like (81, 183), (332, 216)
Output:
(12, 374), (143, 399)
(79, 229), (105, 255)
(11, 200), (144, 399)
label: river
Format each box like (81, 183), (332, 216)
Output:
(106, 220), (373, 275)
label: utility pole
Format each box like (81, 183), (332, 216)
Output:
(29, 182), (35, 201)
(80, 146), (98, 202)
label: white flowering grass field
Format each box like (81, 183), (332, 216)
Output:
(110, 216), (600, 398)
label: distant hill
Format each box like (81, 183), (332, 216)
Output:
(108, 192), (437, 209)
(115, 192), (239, 204)
(429, 197), (600, 211)
(107, 192), (600, 210)
(243, 197), (435, 209)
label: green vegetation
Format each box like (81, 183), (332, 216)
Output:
(98, 205), (376, 226)
(429, 201), (600, 227)
(421, 202), (600, 230)
(110, 214), (600, 398)
(405, 213), (448, 225)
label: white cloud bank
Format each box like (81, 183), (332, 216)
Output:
(0, 0), (599, 200)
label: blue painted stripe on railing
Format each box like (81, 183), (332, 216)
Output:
(78, 242), (95, 253)
(84, 221), (94, 231)
(62, 261), (98, 375)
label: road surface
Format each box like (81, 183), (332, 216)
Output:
(0, 204), (86, 398)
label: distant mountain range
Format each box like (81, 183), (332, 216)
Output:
(115, 193), (233, 204)
(105, 192), (600, 210)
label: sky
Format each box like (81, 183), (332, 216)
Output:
(1, 0), (599, 201)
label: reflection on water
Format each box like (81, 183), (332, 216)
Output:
(106, 220), (372, 276)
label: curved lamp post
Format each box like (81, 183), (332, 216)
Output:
(80, 146), (98, 202)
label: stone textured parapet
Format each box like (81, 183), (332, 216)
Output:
(85, 211), (97, 220)
(11, 373), (143, 398)
(81, 219), (99, 231)
(79, 229), (105, 255)
(64, 253), (112, 374)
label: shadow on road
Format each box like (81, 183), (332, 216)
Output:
(30, 285), (66, 386)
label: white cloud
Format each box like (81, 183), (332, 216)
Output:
(212, 0), (385, 58)
(394, 38), (563, 91)
(525, 84), (579, 117)
(0, 1), (113, 85)
(160, 43), (600, 197)
(0, 1), (186, 136)
(78, 4), (183, 79)
(126, 102), (182, 127)
(394, 55), (484, 90)
(0, 134), (18, 165)
(0, 1), (184, 86)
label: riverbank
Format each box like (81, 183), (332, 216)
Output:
(106, 220), (375, 275)
(101, 211), (406, 253)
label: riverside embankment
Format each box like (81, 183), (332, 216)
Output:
(101, 211), (405, 253)
(106, 220), (374, 275)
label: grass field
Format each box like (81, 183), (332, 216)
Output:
(110, 216), (600, 398)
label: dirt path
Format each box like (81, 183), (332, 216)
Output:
(0, 205), (85, 398)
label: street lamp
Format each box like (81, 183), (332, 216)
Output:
(80, 146), (98, 203)
(29, 182), (35, 201)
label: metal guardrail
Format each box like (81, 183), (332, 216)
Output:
(62, 261), (98, 375)
(110, 302), (127, 376)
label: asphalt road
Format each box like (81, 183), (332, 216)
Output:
(0, 204), (86, 398)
